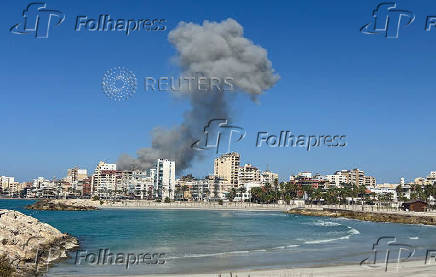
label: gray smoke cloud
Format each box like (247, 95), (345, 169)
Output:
(117, 18), (279, 173)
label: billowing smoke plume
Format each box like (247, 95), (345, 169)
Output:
(117, 18), (279, 173)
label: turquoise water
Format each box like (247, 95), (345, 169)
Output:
(1, 199), (435, 275)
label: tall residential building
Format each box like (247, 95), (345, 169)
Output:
(238, 164), (261, 185)
(326, 174), (347, 187)
(154, 159), (176, 200)
(91, 161), (117, 196)
(331, 169), (376, 187)
(0, 176), (15, 191)
(214, 152), (240, 187)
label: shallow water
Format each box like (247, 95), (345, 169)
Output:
(1, 199), (435, 275)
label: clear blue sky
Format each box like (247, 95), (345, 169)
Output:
(1, 0), (435, 183)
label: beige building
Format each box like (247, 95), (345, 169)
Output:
(261, 170), (279, 186)
(332, 169), (376, 187)
(364, 176), (376, 187)
(214, 152), (240, 187)
(206, 175), (231, 200)
(0, 176), (15, 191)
(238, 164), (261, 185)
(66, 168), (88, 184)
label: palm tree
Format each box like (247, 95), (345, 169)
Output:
(396, 185), (407, 202)
(203, 188), (210, 201)
(175, 187), (182, 201)
(181, 185), (188, 201)
(424, 184), (433, 202)
(312, 188), (323, 205)
(279, 182), (285, 202)
(228, 188), (237, 202)
(238, 187), (247, 202)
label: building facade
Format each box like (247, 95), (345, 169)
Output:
(238, 164), (261, 185)
(154, 159), (176, 200)
(214, 152), (240, 187)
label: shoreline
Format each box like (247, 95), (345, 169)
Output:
(287, 207), (436, 226)
(48, 260), (436, 277)
(100, 205), (287, 212)
(4, 198), (436, 225)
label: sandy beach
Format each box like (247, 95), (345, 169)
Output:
(50, 260), (436, 277)
(43, 199), (436, 217)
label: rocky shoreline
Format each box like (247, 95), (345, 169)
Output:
(0, 209), (79, 276)
(26, 199), (99, 211)
(287, 208), (436, 225)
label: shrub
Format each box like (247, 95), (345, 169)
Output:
(164, 197), (171, 203)
(218, 199), (223, 205)
(92, 196), (99, 201)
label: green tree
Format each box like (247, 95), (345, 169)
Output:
(250, 187), (264, 203)
(396, 185), (407, 202)
(181, 185), (189, 201)
(238, 186), (247, 202)
(228, 188), (237, 202)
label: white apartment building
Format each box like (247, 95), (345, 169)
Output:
(289, 172), (312, 181)
(234, 182), (263, 202)
(426, 171), (436, 184)
(369, 183), (399, 201)
(32, 177), (53, 189)
(0, 176), (15, 191)
(91, 161), (117, 197)
(131, 170), (155, 200)
(214, 152), (240, 187)
(154, 159), (176, 200)
(261, 170), (279, 186)
(298, 172), (312, 179)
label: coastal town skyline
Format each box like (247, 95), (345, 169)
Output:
(3, 151), (434, 185)
(2, 151), (435, 206)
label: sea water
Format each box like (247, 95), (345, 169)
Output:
(1, 199), (435, 275)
